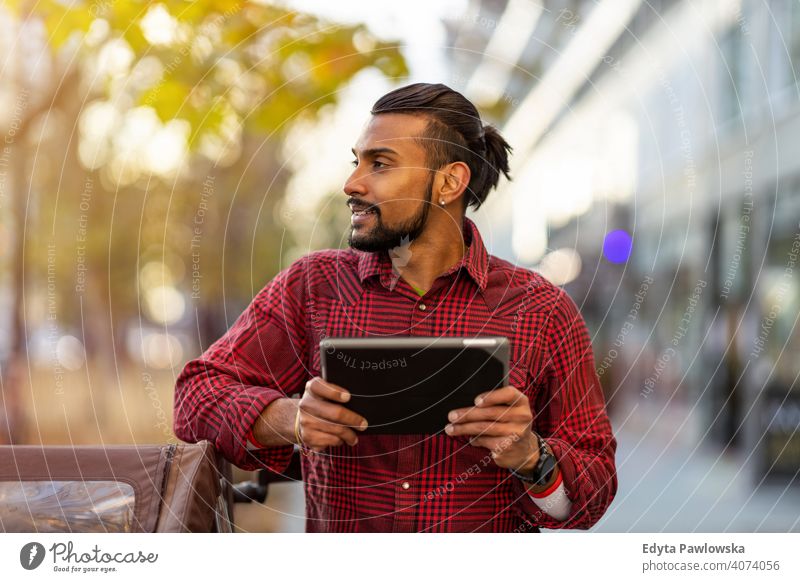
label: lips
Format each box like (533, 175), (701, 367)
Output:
(349, 203), (378, 227)
(349, 201), (379, 217)
(351, 210), (376, 227)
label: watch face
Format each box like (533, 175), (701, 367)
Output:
(535, 453), (557, 485)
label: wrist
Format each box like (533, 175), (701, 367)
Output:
(525, 464), (560, 495)
(252, 397), (297, 447)
(511, 432), (560, 491)
(515, 433), (541, 476)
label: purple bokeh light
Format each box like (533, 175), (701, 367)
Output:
(603, 230), (633, 264)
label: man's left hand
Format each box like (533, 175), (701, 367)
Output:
(445, 385), (539, 473)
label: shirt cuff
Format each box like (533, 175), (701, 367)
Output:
(526, 471), (572, 521)
(231, 386), (296, 472)
(245, 425), (266, 450)
(527, 469), (563, 499)
(510, 437), (586, 527)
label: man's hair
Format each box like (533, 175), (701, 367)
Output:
(370, 82), (512, 210)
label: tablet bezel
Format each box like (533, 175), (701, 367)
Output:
(319, 336), (509, 435)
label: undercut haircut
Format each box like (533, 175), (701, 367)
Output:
(371, 82), (512, 210)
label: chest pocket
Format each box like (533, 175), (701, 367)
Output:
(508, 350), (532, 394)
(305, 305), (365, 379)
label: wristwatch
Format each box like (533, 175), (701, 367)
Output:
(510, 432), (557, 487)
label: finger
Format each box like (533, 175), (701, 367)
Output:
(300, 397), (368, 432)
(299, 408), (362, 446)
(468, 435), (500, 450)
(306, 376), (351, 403)
(304, 418), (360, 446)
(469, 434), (521, 454)
(444, 420), (515, 438)
(474, 386), (526, 408)
(448, 405), (530, 424)
(303, 431), (346, 452)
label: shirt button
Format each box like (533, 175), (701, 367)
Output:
(418, 303), (427, 311)
(401, 481), (410, 490)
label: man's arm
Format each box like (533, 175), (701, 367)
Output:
(173, 258), (310, 472)
(512, 289), (618, 529)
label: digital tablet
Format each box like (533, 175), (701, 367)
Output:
(319, 336), (509, 435)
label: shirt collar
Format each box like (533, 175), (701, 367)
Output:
(355, 217), (490, 293)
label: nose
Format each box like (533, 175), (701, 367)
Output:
(343, 166), (368, 198)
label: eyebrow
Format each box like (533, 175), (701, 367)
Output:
(351, 147), (399, 159)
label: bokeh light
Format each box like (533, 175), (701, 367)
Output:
(602, 229), (633, 264)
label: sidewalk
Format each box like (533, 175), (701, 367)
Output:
(589, 406), (800, 532)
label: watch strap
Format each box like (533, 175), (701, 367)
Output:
(510, 432), (555, 484)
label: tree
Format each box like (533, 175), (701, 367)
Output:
(0, 0), (407, 443)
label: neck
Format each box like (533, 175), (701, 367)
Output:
(393, 212), (467, 295)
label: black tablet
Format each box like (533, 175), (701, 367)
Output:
(319, 336), (509, 435)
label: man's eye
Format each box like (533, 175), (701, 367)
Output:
(351, 159), (387, 169)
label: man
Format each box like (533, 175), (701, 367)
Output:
(174, 83), (617, 533)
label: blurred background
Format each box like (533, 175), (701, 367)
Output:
(1, 0), (798, 532)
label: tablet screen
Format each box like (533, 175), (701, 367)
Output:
(320, 337), (509, 435)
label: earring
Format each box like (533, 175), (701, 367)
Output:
(440, 199), (446, 206)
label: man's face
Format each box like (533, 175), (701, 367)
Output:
(345, 114), (435, 252)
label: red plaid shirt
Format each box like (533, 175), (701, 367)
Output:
(174, 218), (617, 532)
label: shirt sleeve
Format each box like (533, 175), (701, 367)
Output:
(527, 471), (572, 521)
(173, 257), (311, 473)
(512, 288), (618, 529)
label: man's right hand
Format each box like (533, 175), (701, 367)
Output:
(296, 377), (368, 452)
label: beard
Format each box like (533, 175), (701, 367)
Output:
(348, 175), (433, 253)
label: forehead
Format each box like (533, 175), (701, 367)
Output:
(353, 113), (428, 157)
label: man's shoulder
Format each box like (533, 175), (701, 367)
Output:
(278, 248), (360, 273)
(273, 248), (361, 293)
(301, 248), (361, 279)
(485, 253), (570, 313)
(305, 248), (361, 266)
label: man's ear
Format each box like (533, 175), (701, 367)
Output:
(434, 161), (471, 206)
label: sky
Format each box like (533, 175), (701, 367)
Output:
(279, 0), (466, 82)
